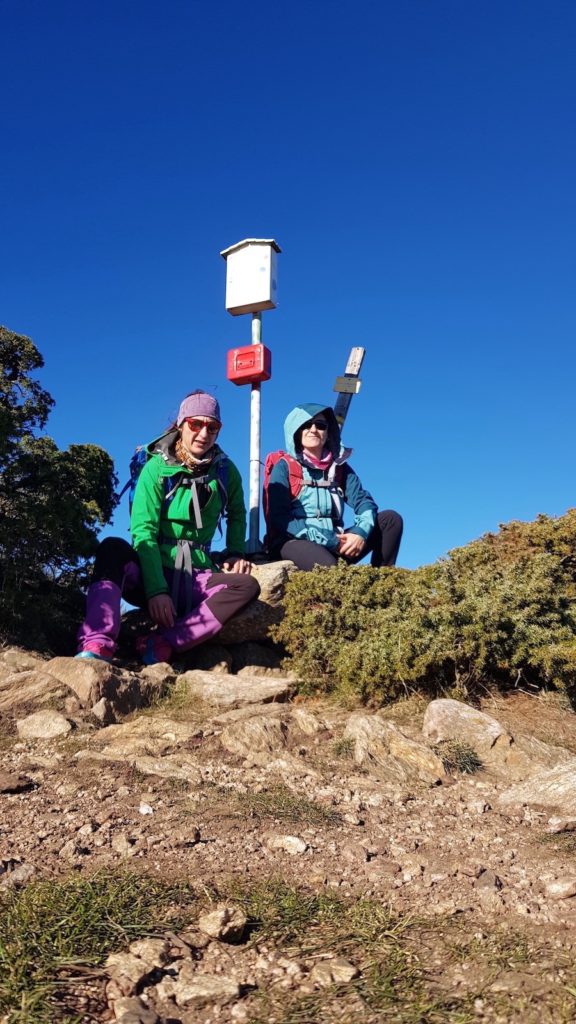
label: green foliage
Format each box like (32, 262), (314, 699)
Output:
(0, 870), (195, 1022)
(274, 510), (576, 705)
(0, 326), (118, 652)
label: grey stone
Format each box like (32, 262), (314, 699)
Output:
(198, 905), (247, 942)
(310, 957), (360, 987)
(344, 714), (447, 784)
(155, 963), (241, 1007)
(220, 716), (287, 757)
(499, 761), (576, 816)
(16, 710), (72, 740)
(266, 834), (308, 855)
(179, 669), (293, 708)
(0, 771), (34, 793)
(0, 669), (68, 711)
(422, 699), (512, 760)
(217, 560), (297, 643)
(45, 657), (168, 716)
(113, 996), (159, 1023)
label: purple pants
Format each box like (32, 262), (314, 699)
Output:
(77, 536), (260, 656)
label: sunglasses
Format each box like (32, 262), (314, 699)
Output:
(183, 417), (221, 436)
(303, 419), (328, 431)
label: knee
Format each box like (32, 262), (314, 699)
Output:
(377, 510), (403, 534)
(241, 574), (261, 601)
(93, 536), (135, 581)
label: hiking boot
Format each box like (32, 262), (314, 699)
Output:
(75, 642), (114, 663)
(135, 635), (172, 666)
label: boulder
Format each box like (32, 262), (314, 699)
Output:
(45, 657), (170, 717)
(217, 560), (297, 643)
(220, 715), (288, 757)
(16, 710), (72, 740)
(344, 714), (447, 785)
(179, 669), (293, 708)
(499, 761), (576, 816)
(422, 699), (513, 760)
(0, 669), (68, 712)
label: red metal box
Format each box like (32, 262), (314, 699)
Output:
(226, 344), (272, 385)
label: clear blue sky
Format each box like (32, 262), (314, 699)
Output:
(2, 0), (575, 569)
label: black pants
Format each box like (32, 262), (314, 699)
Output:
(278, 509), (403, 572)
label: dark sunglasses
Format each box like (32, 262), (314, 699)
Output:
(303, 419), (328, 431)
(183, 417), (221, 436)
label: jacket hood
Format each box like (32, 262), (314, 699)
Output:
(283, 404), (342, 459)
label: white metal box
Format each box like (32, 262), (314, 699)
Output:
(220, 238), (281, 316)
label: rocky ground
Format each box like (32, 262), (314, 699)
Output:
(3, 640), (576, 1023)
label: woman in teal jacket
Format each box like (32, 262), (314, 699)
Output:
(266, 404), (402, 571)
(76, 390), (259, 664)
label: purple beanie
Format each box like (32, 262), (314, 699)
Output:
(177, 391), (221, 426)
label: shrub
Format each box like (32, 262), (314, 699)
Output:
(273, 510), (576, 705)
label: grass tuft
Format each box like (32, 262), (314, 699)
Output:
(234, 785), (341, 826)
(433, 739), (483, 775)
(0, 870), (195, 1022)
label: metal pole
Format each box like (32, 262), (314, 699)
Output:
(247, 312), (262, 553)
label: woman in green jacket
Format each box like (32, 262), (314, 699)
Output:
(76, 390), (259, 665)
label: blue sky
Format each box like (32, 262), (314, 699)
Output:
(2, 0), (575, 569)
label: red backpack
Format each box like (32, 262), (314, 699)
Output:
(262, 450), (345, 548)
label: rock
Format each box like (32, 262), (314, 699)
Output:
(545, 879), (576, 899)
(198, 905), (247, 942)
(0, 861), (36, 887)
(474, 870), (502, 891)
(90, 698), (116, 725)
(230, 641), (285, 675)
(0, 669), (68, 712)
(0, 649), (45, 673)
(310, 957), (360, 987)
(290, 707), (327, 736)
(220, 716), (287, 758)
(106, 938), (169, 996)
(344, 714), (447, 784)
(0, 771), (34, 793)
(155, 963), (241, 1007)
(499, 762), (576, 816)
(266, 834), (308, 855)
(185, 644), (233, 673)
(179, 669), (293, 708)
(546, 817), (576, 834)
(422, 699), (512, 761)
(217, 560), (297, 643)
(83, 715), (202, 753)
(45, 657), (169, 717)
(16, 710), (72, 740)
(112, 996), (159, 1023)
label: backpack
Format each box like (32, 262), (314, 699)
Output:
(119, 444), (229, 535)
(262, 450), (345, 547)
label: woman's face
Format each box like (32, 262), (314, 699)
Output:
(181, 416), (221, 457)
(299, 415), (328, 457)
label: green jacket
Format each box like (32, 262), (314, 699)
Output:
(130, 430), (247, 600)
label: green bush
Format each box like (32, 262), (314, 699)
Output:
(273, 510), (576, 705)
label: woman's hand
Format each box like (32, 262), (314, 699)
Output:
(148, 594), (176, 628)
(222, 557), (253, 574)
(337, 533), (366, 559)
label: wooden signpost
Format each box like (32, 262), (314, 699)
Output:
(333, 346), (365, 427)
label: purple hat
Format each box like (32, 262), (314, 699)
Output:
(177, 391), (221, 426)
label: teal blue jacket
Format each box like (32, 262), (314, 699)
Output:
(267, 404), (377, 552)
